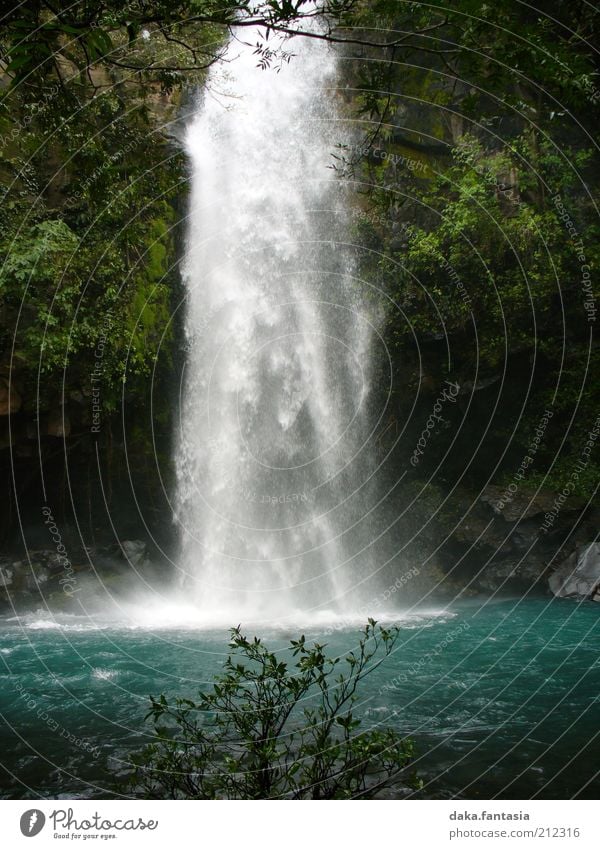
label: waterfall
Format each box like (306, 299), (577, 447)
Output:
(174, 25), (379, 625)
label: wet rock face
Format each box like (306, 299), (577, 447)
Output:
(549, 544), (600, 602)
(435, 483), (599, 596)
(120, 540), (148, 568)
(474, 554), (549, 594)
(0, 550), (75, 610)
(0, 540), (163, 613)
(480, 484), (584, 523)
(0, 564), (13, 588)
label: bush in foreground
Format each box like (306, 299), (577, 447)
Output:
(127, 620), (420, 799)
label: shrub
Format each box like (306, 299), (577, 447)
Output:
(127, 620), (419, 799)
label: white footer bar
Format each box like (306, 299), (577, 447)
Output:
(0, 800), (597, 848)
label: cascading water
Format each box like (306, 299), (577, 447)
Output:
(174, 25), (381, 624)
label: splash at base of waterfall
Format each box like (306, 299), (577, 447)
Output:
(8, 596), (453, 633)
(174, 21), (389, 622)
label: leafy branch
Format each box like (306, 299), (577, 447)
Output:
(126, 620), (420, 799)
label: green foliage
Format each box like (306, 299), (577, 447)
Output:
(393, 134), (595, 347)
(0, 1), (357, 90)
(340, 2), (600, 494)
(0, 0), (360, 419)
(350, 1), (600, 117)
(0, 64), (184, 410)
(127, 621), (419, 799)
(1, 0), (598, 495)
(0, 218), (80, 373)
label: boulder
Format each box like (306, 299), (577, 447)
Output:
(451, 514), (507, 549)
(476, 554), (548, 592)
(549, 543), (600, 601)
(509, 521), (542, 550)
(120, 539), (147, 568)
(480, 484), (577, 522)
(0, 565), (13, 588)
(24, 562), (51, 592)
(457, 375), (500, 395)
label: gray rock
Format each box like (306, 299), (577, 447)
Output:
(121, 539), (147, 568)
(24, 563), (51, 591)
(509, 521), (541, 549)
(476, 554), (548, 592)
(549, 543), (600, 601)
(451, 514), (507, 549)
(458, 375), (500, 395)
(0, 566), (13, 588)
(476, 561), (518, 592)
(480, 485), (576, 522)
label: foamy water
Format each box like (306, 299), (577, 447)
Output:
(174, 19), (384, 620)
(1, 599), (454, 633)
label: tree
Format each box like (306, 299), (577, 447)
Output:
(335, 3), (600, 501)
(0, 1), (360, 90)
(126, 620), (420, 799)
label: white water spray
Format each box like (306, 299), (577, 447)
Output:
(174, 26), (380, 625)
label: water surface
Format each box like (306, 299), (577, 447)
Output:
(1, 597), (598, 799)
